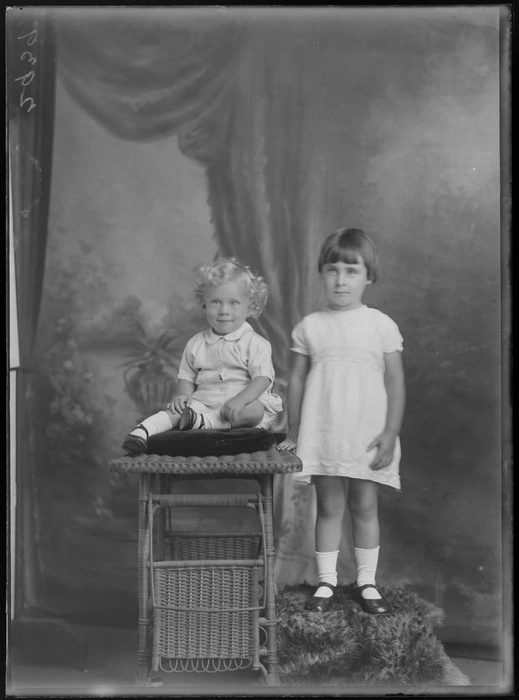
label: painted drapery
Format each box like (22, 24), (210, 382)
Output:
(53, 10), (323, 586)
(56, 10), (243, 152)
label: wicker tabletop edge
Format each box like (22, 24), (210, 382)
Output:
(109, 448), (302, 474)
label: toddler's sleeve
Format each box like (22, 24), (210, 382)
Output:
(381, 314), (404, 353)
(291, 318), (310, 355)
(176, 337), (197, 384)
(247, 337), (275, 383)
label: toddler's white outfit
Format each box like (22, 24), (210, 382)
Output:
(177, 321), (283, 430)
(291, 305), (403, 489)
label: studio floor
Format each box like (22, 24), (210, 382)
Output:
(7, 622), (509, 697)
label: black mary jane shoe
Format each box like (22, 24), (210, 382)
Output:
(179, 407), (205, 431)
(355, 583), (391, 615)
(304, 582), (336, 613)
(122, 424), (149, 455)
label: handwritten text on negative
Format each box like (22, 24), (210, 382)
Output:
(14, 28), (38, 114)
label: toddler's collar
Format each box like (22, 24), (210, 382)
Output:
(204, 321), (253, 344)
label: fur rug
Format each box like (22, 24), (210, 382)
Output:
(276, 583), (470, 687)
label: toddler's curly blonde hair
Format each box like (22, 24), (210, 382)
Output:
(194, 258), (268, 319)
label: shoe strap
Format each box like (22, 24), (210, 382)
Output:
(316, 582), (336, 592)
(357, 583), (379, 593)
(137, 424), (149, 439)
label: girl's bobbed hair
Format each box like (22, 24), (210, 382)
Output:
(318, 228), (379, 283)
(194, 257), (269, 319)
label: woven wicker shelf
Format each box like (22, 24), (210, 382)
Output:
(108, 446), (301, 688)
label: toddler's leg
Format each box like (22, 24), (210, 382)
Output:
(226, 400), (265, 428)
(122, 409), (179, 455)
(179, 400), (264, 431)
(349, 479), (390, 614)
(305, 476), (345, 612)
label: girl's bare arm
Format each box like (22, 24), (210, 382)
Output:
(277, 353), (310, 450)
(383, 351), (406, 437)
(368, 351), (405, 469)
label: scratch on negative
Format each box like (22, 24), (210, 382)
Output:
(15, 144), (42, 217)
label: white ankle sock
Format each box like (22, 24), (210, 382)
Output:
(314, 550), (339, 598)
(133, 411), (173, 438)
(354, 546), (381, 599)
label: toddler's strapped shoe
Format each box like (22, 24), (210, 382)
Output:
(179, 406), (205, 431)
(304, 582), (336, 613)
(355, 584), (391, 615)
(122, 424), (149, 455)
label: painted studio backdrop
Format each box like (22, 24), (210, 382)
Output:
(9, 7), (506, 654)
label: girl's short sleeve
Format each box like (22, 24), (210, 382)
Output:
(247, 336), (275, 382)
(176, 337), (197, 383)
(291, 318), (310, 355)
(380, 314), (404, 353)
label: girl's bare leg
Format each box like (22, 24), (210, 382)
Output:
(304, 476), (346, 607)
(348, 479), (379, 549)
(314, 476), (347, 551)
(349, 479), (386, 605)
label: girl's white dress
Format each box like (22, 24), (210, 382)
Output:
(291, 305), (403, 490)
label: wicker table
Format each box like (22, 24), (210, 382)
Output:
(109, 448), (301, 687)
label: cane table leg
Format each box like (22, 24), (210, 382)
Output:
(135, 473), (153, 687)
(155, 475), (167, 560)
(261, 475), (280, 685)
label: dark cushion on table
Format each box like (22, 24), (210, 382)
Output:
(146, 428), (275, 458)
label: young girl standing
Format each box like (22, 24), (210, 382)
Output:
(122, 258), (282, 454)
(278, 228), (405, 615)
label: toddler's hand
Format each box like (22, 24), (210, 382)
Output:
(168, 394), (191, 415)
(367, 431), (396, 470)
(221, 397), (245, 424)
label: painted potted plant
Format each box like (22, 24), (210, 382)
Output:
(119, 321), (183, 419)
